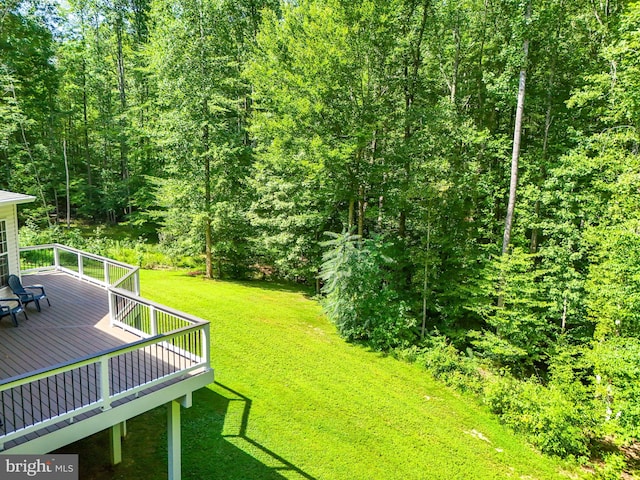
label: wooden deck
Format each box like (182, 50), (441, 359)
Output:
(0, 270), (213, 452)
(0, 271), (138, 379)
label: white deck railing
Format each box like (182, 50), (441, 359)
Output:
(0, 245), (211, 449)
(20, 243), (141, 293)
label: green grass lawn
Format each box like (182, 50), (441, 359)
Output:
(62, 270), (585, 479)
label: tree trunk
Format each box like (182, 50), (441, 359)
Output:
(529, 200), (540, 253)
(450, 23), (460, 105)
(399, 0), (429, 238)
(561, 293), (568, 332)
(498, 3), (530, 308)
(399, 211), (406, 237)
(53, 189), (59, 225)
(203, 101), (213, 279)
(358, 185), (365, 238)
(476, 0), (489, 119)
(195, 1), (214, 280)
(116, 12), (131, 216)
(421, 221), (431, 339)
(501, 2), (530, 255)
(531, 17), (558, 253)
(79, 9), (92, 195)
(0, 0), (20, 33)
(348, 198), (355, 231)
(64, 139), (70, 227)
(82, 56), (92, 192)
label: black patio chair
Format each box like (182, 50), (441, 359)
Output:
(7, 274), (51, 312)
(0, 298), (28, 326)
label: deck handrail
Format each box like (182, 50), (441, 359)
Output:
(0, 323), (209, 448)
(0, 323), (206, 390)
(110, 286), (208, 329)
(20, 243), (136, 271)
(20, 243), (141, 294)
(3, 245), (212, 449)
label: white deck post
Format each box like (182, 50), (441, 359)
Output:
(104, 261), (111, 286)
(100, 356), (112, 410)
(108, 290), (116, 328)
(202, 324), (210, 364)
(167, 400), (181, 480)
(150, 306), (157, 336)
(109, 422), (122, 465)
(135, 271), (141, 296)
(77, 252), (84, 279)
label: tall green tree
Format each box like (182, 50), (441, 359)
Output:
(0, 1), (59, 219)
(148, 0), (275, 278)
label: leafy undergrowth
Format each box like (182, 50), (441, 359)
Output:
(59, 270), (585, 479)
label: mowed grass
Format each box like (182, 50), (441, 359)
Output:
(63, 270), (583, 479)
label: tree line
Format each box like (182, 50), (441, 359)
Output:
(3, 0), (640, 464)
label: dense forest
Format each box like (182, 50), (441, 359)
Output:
(2, 0), (640, 470)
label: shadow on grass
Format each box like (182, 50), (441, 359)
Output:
(179, 272), (317, 298)
(207, 382), (317, 480)
(56, 382), (316, 480)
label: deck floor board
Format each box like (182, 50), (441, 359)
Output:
(0, 272), (137, 379)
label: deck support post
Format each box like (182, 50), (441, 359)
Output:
(167, 400), (181, 480)
(109, 422), (122, 465)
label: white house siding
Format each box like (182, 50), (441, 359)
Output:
(0, 204), (18, 295)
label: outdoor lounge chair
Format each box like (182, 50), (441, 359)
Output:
(7, 274), (51, 312)
(0, 298), (27, 326)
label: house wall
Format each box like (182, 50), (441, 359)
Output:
(0, 203), (19, 296)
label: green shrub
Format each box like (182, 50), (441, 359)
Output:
(419, 335), (483, 394)
(393, 345), (424, 364)
(319, 232), (415, 351)
(484, 376), (590, 458)
(471, 248), (557, 374)
(594, 453), (627, 480)
(20, 222), (86, 248)
(19, 224), (181, 270)
(588, 338), (640, 443)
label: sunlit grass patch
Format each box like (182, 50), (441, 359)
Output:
(61, 270), (583, 479)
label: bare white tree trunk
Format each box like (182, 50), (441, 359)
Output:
(501, 3), (530, 255)
(64, 139), (70, 227)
